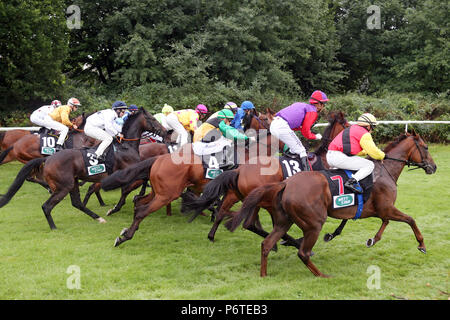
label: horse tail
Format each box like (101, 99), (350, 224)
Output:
(0, 146), (13, 164)
(226, 181), (286, 232)
(101, 157), (158, 191)
(180, 169), (240, 219)
(0, 157), (47, 208)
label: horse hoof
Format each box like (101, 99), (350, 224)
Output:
(114, 237), (121, 247)
(418, 247), (427, 254)
(97, 217), (107, 224)
(120, 228), (128, 237)
(366, 238), (375, 247)
(324, 233), (334, 242)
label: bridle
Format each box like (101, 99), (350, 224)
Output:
(384, 137), (429, 171)
(381, 136), (431, 185)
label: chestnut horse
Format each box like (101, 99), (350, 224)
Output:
(180, 111), (349, 245)
(100, 129), (281, 247)
(0, 114), (92, 165)
(0, 108), (166, 230)
(228, 131), (437, 277)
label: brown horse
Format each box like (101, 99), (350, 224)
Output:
(100, 128), (281, 247)
(0, 114), (91, 165)
(0, 108), (166, 230)
(0, 129), (32, 158)
(89, 132), (177, 216)
(228, 131), (437, 277)
(180, 111), (349, 245)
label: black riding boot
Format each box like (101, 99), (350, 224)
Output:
(344, 178), (363, 194)
(300, 156), (311, 171)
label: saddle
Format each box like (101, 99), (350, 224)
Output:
(320, 169), (374, 219)
(81, 144), (115, 176)
(39, 128), (73, 155)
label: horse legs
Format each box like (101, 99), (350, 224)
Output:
(41, 190), (68, 230)
(260, 219), (292, 277)
(297, 227), (330, 278)
(82, 183), (98, 206)
(324, 219), (348, 242)
(114, 192), (170, 247)
(366, 220), (389, 248)
(107, 180), (144, 216)
(208, 192), (239, 242)
(69, 182), (106, 224)
(372, 207), (426, 253)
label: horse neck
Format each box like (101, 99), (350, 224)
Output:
(379, 140), (414, 183)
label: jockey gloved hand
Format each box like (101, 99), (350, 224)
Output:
(315, 133), (322, 140)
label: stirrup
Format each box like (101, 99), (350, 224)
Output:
(344, 178), (363, 194)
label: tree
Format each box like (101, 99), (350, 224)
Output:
(0, 0), (68, 110)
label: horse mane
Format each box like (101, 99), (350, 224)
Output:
(121, 109), (143, 136)
(242, 109), (257, 131)
(383, 133), (409, 153)
(314, 111), (347, 155)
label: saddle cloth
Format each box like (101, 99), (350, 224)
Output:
(39, 128), (73, 155)
(192, 138), (238, 179)
(320, 169), (374, 219)
(81, 145), (115, 176)
(279, 154), (303, 180)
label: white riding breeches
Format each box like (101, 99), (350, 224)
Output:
(30, 112), (52, 129)
(270, 117), (307, 158)
(166, 113), (189, 146)
(84, 124), (113, 157)
(326, 150), (375, 181)
(35, 115), (69, 146)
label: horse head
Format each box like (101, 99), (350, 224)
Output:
(122, 108), (167, 140)
(384, 130), (437, 175)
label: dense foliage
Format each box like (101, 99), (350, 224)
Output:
(0, 0), (448, 142)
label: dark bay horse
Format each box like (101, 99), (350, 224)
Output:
(181, 111), (349, 244)
(0, 108), (166, 230)
(228, 131), (437, 277)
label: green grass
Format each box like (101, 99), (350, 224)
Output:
(0, 145), (448, 300)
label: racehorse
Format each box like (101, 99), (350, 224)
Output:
(0, 108), (166, 230)
(0, 114), (89, 165)
(180, 111), (349, 245)
(0, 129), (32, 155)
(100, 128), (281, 247)
(83, 131), (177, 216)
(227, 130), (437, 277)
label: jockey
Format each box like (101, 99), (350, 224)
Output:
(48, 97), (81, 151)
(194, 109), (251, 143)
(233, 100), (254, 130)
(161, 103), (174, 116)
(326, 113), (385, 194)
(207, 102), (238, 122)
(116, 104), (139, 127)
(30, 100), (62, 130)
(165, 104), (208, 146)
(269, 91), (328, 171)
(84, 101), (128, 161)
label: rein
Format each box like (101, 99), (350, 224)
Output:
(384, 139), (427, 171)
(381, 138), (428, 185)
